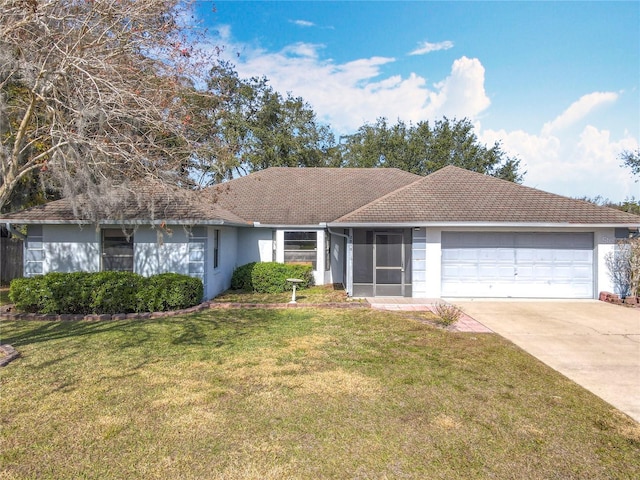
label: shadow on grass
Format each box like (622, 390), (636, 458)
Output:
(1, 309), (279, 351)
(1, 320), (127, 348)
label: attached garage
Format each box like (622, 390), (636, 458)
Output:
(441, 232), (594, 298)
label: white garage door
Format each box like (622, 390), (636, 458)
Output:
(441, 232), (594, 298)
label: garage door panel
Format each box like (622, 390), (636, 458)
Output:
(572, 265), (593, 280)
(552, 266), (573, 280)
(570, 250), (592, 262)
(441, 232), (593, 298)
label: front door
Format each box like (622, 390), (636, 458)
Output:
(374, 233), (404, 296)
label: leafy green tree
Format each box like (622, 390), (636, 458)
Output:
(194, 62), (339, 184)
(620, 149), (640, 177)
(579, 196), (640, 215)
(339, 117), (524, 182)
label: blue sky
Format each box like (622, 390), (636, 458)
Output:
(196, 1), (639, 202)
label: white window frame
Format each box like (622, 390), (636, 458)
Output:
(101, 228), (134, 272)
(284, 231), (318, 269)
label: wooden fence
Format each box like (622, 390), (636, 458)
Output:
(1, 234), (23, 284)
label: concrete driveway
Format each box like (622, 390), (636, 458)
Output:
(452, 300), (640, 423)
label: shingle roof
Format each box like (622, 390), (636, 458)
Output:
(0, 181), (248, 225)
(2, 166), (638, 227)
(335, 166), (640, 225)
(207, 167), (422, 224)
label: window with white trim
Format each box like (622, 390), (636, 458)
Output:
(25, 225), (44, 276)
(102, 229), (133, 271)
(188, 227), (207, 291)
(284, 231), (317, 269)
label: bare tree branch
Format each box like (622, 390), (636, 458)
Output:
(1, 0), (225, 218)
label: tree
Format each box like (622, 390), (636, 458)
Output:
(340, 117), (524, 182)
(620, 148), (640, 177)
(193, 61), (339, 184)
(1, 0), (222, 218)
(578, 196), (640, 216)
(606, 238), (640, 298)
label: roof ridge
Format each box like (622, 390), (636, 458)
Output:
(334, 174), (430, 222)
(333, 165), (640, 224)
(334, 166), (475, 222)
(257, 166), (421, 174)
(446, 167), (640, 217)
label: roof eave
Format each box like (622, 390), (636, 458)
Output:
(328, 221), (640, 229)
(252, 222), (328, 229)
(2, 219), (251, 227)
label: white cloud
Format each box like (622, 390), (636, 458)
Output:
(409, 40), (454, 55)
(222, 29), (490, 133)
(291, 19), (315, 28)
(425, 56), (490, 120)
(282, 42), (323, 58)
(481, 122), (638, 201)
(541, 91), (618, 136)
(212, 27), (637, 201)
(480, 91), (638, 201)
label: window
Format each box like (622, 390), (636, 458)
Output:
(325, 233), (331, 271)
(25, 225), (44, 276)
(213, 229), (219, 269)
(188, 227), (207, 289)
(284, 231), (317, 269)
(102, 229), (133, 271)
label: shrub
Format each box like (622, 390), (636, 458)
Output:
(433, 302), (463, 327)
(137, 273), (203, 312)
(230, 262), (314, 294)
(250, 262), (314, 294)
(230, 262), (257, 291)
(9, 271), (203, 315)
(9, 273), (94, 314)
(43, 272), (94, 314)
(9, 276), (46, 313)
(89, 271), (146, 314)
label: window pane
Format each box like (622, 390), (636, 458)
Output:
(284, 231), (317, 268)
(26, 249), (44, 261)
(103, 256), (134, 272)
(284, 250), (317, 266)
(285, 231), (317, 242)
(216, 230), (220, 268)
(102, 229), (133, 272)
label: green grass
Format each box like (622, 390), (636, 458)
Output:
(213, 284), (364, 304)
(1, 309), (638, 479)
(0, 287), (10, 306)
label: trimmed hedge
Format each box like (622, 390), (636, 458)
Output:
(230, 262), (314, 294)
(136, 273), (204, 313)
(230, 262), (256, 291)
(9, 271), (203, 315)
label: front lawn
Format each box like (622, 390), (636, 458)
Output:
(213, 284), (363, 304)
(1, 309), (638, 479)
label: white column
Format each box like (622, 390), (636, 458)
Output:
(595, 228), (616, 296)
(424, 228), (442, 298)
(275, 229), (285, 263)
(315, 229), (325, 285)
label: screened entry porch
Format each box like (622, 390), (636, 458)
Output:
(350, 228), (413, 297)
